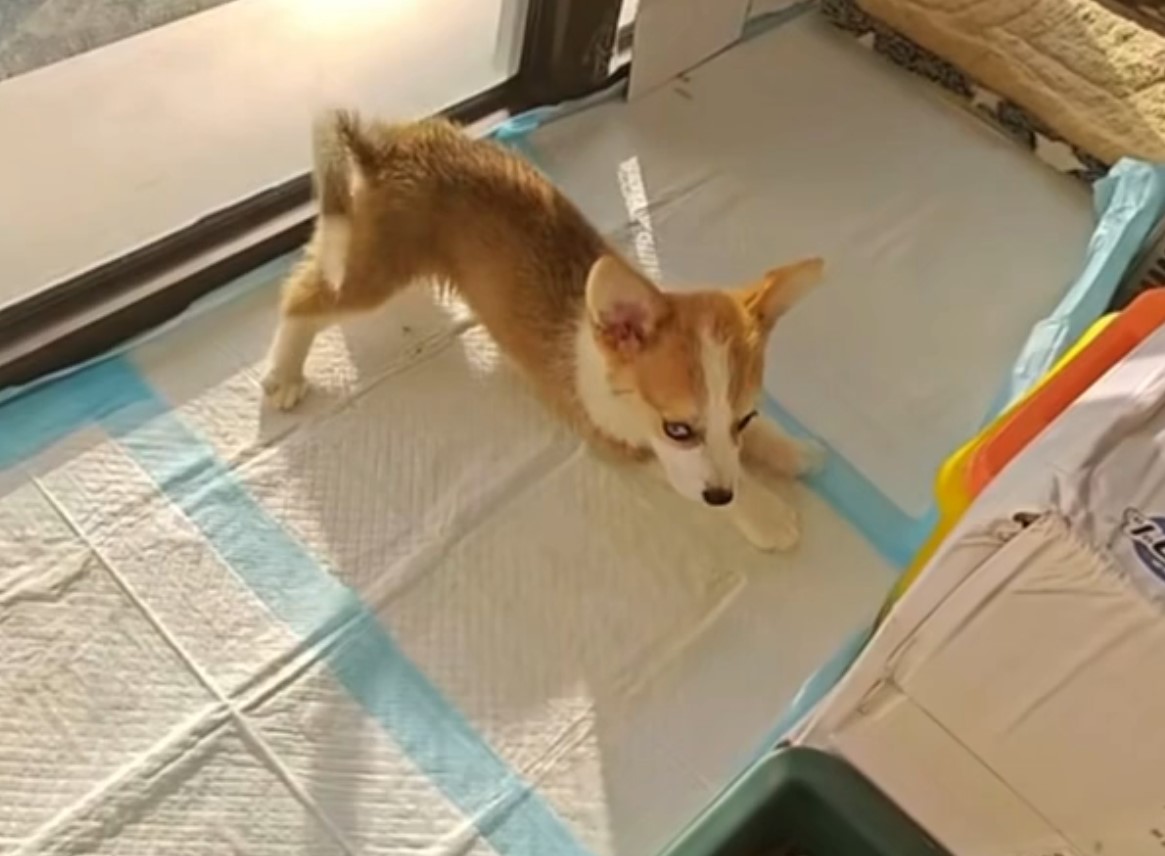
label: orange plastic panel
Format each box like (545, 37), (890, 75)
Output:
(968, 290), (1165, 496)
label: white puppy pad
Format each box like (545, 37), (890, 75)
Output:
(0, 10), (1099, 854)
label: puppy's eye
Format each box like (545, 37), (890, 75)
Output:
(662, 421), (696, 442)
(735, 411), (759, 432)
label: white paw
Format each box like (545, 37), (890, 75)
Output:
(737, 503), (801, 552)
(790, 437), (827, 478)
(730, 483), (802, 552)
(261, 369), (309, 411)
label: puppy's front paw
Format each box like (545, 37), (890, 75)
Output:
(737, 503), (801, 552)
(730, 482), (801, 552)
(261, 369), (309, 411)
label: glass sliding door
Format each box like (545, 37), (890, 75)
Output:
(0, 0), (623, 390)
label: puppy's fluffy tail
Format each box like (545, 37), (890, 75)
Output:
(311, 109), (379, 218)
(312, 109), (377, 287)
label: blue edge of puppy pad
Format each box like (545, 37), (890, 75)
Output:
(4, 17), (1165, 853)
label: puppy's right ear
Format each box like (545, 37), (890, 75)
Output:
(740, 257), (824, 334)
(586, 256), (668, 354)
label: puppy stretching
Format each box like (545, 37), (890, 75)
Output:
(263, 111), (824, 551)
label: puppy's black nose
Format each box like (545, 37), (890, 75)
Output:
(702, 487), (734, 507)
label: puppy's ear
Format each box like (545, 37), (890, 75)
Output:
(586, 256), (668, 353)
(740, 257), (824, 333)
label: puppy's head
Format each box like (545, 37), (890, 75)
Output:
(586, 255), (823, 505)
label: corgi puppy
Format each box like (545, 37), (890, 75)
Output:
(263, 111), (824, 551)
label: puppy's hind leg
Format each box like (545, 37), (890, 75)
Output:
(262, 121), (356, 412)
(262, 259), (333, 410)
(264, 109), (429, 410)
(262, 223), (420, 410)
(262, 213), (357, 411)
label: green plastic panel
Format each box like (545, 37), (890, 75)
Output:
(661, 748), (950, 856)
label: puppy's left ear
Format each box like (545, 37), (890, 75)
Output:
(740, 257), (824, 333)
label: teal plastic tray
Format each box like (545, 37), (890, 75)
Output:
(661, 748), (950, 856)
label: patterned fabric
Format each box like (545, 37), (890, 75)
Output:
(819, 0), (1111, 184)
(1098, 0), (1165, 36)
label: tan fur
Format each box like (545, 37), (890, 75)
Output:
(608, 293), (759, 423)
(277, 115), (604, 424)
(263, 111), (824, 550)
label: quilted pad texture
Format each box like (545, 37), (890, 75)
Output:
(854, 0), (1165, 164)
(0, 277), (763, 854)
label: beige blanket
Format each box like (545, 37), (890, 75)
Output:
(855, 0), (1165, 164)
